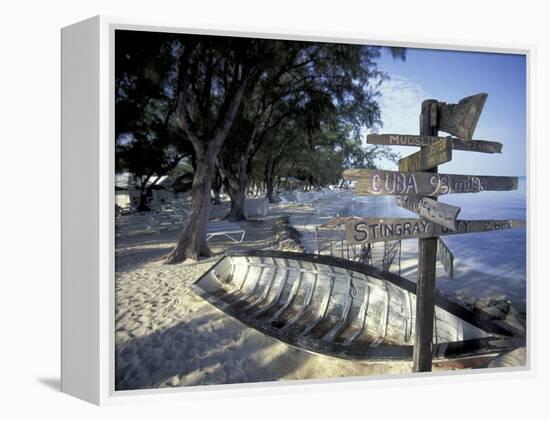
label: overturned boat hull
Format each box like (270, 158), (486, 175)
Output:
(192, 251), (514, 361)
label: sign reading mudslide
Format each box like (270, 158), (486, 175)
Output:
(367, 134), (503, 154)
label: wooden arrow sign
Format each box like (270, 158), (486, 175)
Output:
(345, 218), (526, 244)
(437, 238), (454, 280)
(367, 134), (503, 154)
(343, 169), (518, 196)
(396, 196), (461, 231)
(399, 138), (452, 172)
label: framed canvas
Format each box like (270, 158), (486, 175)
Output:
(61, 15), (533, 405)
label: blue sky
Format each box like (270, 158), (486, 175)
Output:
(371, 48), (526, 176)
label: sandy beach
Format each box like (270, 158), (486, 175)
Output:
(115, 193), (526, 391)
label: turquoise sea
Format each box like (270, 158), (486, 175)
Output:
(310, 177), (527, 303)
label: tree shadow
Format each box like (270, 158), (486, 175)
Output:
(115, 245), (175, 273)
(114, 310), (308, 391)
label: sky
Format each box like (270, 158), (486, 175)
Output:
(371, 48), (526, 177)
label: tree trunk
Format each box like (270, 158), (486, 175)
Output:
(165, 59), (254, 264)
(266, 177), (275, 202)
(212, 167), (223, 205)
(165, 153), (216, 263)
(136, 189), (151, 212)
(264, 159), (274, 203)
(226, 156), (248, 221)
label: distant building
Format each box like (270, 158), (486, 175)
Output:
(115, 172), (183, 209)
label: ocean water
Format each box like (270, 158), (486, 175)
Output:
(308, 177), (527, 302)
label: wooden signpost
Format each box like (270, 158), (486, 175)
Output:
(437, 238), (454, 280)
(398, 138), (452, 172)
(396, 196), (460, 231)
(367, 134), (503, 154)
(345, 217), (525, 244)
(343, 169), (518, 197)
(342, 93), (526, 373)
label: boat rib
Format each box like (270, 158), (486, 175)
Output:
(370, 282), (391, 347)
(405, 290), (413, 342)
(322, 271), (354, 342)
(281, 269), (319, 331)
(342, 283), (370, 346)
(266, 270), (303, 324)
(222, 256), (251, 300)
(253, 264), (290, 318)
(241, 264), (278, 312)
(301, 275), (335, 336)
(230, 258), (264, 305)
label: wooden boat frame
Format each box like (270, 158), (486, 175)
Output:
(191, 250), (516, 362)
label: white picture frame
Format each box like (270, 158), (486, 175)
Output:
(61, 15), (534, 406)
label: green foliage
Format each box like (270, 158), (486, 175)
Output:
(115, 31), (404, 192)
(115, 31), (192, 185)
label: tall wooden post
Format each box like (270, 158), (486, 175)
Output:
(413, 99), (439, 372)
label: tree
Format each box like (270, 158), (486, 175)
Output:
(164, 36), (263, 262)
(115, 31), (405, 263)
(218, 42), (397, 218)
(115, 31), (192, 211)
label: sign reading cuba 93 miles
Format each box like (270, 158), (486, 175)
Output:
(342, 168), (518, 197)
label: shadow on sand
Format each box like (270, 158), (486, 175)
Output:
(114, 311), (308, 391)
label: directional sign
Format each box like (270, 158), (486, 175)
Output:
(399, 138), (452, 172)
(437, 238), (454, 280)
(342, 169), (518, 196)
(345, 218), (526, 244)
(396, 196), (461, 231)
(436, 93), (488, 140)
(367, 134), (503, 154)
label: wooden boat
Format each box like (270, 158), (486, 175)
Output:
(192, 250), (515, 361)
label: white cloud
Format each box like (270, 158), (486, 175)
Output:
(375, 75), (427, 134)
(368, 76), (427, 170)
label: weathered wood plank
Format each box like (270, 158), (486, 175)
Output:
(437, 93), (487, 140)
(437, 238), (454, 280)
(398, 138), (452, 172)
(345, 218), (526, 244)
(342, 169), (517, 196)
(367, 134), (502, 154)
(396, 195), (461, 231)
(413, 100), (439, 373)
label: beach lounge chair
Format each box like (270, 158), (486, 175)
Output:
(206, 220), (246, 243)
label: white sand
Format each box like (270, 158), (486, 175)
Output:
(115, 197), (524, 391)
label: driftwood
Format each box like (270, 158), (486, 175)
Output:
(367, 134), (502, 154)
(398, 138), (452, 172)
(345, 217), (526, 244)
(343, 169), (518, 196)
(396, 195), (461, 231)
